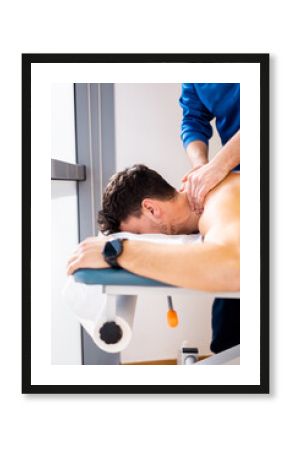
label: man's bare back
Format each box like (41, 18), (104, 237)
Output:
(199, 172), (240, 248)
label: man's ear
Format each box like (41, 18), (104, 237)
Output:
(141, 198), (162, 222)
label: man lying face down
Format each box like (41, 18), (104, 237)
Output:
(67, 164), (240, 292)
(98, 164), (199, 235)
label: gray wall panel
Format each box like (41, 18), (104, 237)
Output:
(74, 83), (118, 365)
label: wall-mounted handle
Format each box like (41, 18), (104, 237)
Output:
(51, 159), (86, 181)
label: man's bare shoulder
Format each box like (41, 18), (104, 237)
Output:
(198, 173), (240, 243)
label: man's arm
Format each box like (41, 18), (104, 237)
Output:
(67, 235), (239, 293)
(185, 140), (209, 170)
(209, 130), (240, 174)
(117, 237), (239, 292)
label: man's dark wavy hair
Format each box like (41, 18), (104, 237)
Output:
(97, 164), (176, 235)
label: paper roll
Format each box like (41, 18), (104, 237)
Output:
(63, 233), (200, 353)
(62, 277), (136, 353)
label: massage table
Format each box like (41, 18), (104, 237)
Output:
(72, 267), (240, 364)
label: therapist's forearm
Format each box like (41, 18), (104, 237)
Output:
(117, 240), (239, 292)
(210, 130), (240, 173)
(186, 140), (209, 169)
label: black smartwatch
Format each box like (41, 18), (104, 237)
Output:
(102, 239), (126, 268)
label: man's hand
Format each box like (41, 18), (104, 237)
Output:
(182, 132), (240, 213)
(67, 237), (110, 275)
(180, 162), (228, 214)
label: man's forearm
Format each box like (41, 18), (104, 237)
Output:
(118, 240), (239, 292)
(209, 130), (240, 173)
(186, 140), (209, 169)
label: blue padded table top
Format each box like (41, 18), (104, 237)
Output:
(74, 268), (173, 287)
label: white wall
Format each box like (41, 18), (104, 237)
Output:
(51, 84), (81, 364)
(114, 83), (221, 362)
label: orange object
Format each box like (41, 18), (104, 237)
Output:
(167, 309), (179, 327)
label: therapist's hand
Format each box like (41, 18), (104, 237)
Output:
(181, 132), (240, 213)
(67, 236), (110, 275)
(180, 161), (228, 214)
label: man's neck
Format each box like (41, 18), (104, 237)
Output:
(172, 192), (200, 234)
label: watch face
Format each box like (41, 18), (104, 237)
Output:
(106, 241), (117, 257)
(103, 239), (123, 268)
(105, 239), (122, 257)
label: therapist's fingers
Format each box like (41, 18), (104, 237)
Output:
(181, 168), (194, 183)
(193, 188), (207, 214)
(181, 168), (200, 193)
(190, 183), (202, 211)
(182, 161), (207, 184)
(184, 176), (196, 210)
(187, 189), (196, 212)
(179, 181), (186, 192)
(186, 169), (207, 212)
(197, 189), (206, 210)
(187, 186), (204, 215)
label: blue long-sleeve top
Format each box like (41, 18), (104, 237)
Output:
(179, 83), (240, 148)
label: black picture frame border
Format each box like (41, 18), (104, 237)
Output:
(22, 53), (269, 394)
